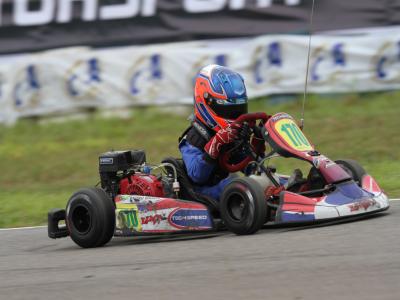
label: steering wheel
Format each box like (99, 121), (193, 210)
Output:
(219, 113), (270, 173)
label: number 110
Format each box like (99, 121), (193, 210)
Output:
(281, 123), (310, 147)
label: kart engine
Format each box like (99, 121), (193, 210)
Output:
(98, 150), (178, 198)
(119, 174), (165, 197)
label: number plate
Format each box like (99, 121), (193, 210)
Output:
(275, 118), (313, 152)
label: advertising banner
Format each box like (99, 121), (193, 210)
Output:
(0, 0), (399, 54)
(1, 31), (400, 124)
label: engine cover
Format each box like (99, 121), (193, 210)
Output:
(119, 173), (165, 197)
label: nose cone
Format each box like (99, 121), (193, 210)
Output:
(276, 181), (389, 224)
(324, 182), (369, 206)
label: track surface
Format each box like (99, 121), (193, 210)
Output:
(1, 202), (399, 300)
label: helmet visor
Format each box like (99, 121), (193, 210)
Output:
(209, 98), (248, 120)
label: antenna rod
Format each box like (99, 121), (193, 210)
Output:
(300, 0), (316, 130)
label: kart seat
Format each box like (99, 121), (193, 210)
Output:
(161, 157), (219, 215)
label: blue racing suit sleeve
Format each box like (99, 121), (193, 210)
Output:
(179, 140), (215, 185)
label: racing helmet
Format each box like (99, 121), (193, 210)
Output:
(194, 64), (248, 132)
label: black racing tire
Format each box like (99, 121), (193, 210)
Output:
(335, 159), (367, 187)
(220, 177), (267, 235)
(66, 187), (115, 248)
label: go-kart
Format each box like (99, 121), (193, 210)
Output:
(48, 112), (390, 248)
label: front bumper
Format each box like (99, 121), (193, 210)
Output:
(275, 179), (390, 224)
(48, 208), (69, 239)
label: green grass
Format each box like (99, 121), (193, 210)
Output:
(0, 92), (399, 227)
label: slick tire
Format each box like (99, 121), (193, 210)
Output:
(66, 187), (115, 248)
(335, 159), (367, 187)
(220, 177), (267, 235)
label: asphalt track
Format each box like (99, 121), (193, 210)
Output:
(1, 202), (399, 300)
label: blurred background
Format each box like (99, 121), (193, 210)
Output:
(0, 0), (399, 227)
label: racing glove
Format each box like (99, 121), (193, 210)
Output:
(204, 122), (242, 160)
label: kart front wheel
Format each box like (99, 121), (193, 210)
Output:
(220, 177), (267, 235)
(335, 159), (367, 187)
(66, 187), (115, 248)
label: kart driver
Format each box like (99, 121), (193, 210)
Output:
(178, 64), (266, 201)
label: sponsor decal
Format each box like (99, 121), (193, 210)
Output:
(168, 208), (211, 229)
(373, 41), (400, 83)
(65, 58), (101, 99)
(99, 157), (113, 165)
(127, 54), (164, 102)
(119, 195), (164, 204)
(13, 65), (41, 111)
(0, 0), (301, 27)
(250, 41), (284, 89)
(312, 156), (335, 169)
(116, 206), (142, 232)
(310, 43), (347, 85)
(271, 113), (292, 122)
(348, 198), (379, 212)
(121, 210), (139, 228)
(141, 214), (165, 225)
(193, 121), (212, 140)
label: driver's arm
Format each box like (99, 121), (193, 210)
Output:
(204, 123), (241, 160)
(180, 122), (242, 184)
(179, 141), (216, 185)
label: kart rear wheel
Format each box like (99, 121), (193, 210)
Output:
(335, 159), (367, 187)
(220, 177), (267, 235)
(66, 187), (115, 248)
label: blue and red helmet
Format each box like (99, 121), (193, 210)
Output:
(194, 65), (248, 132)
